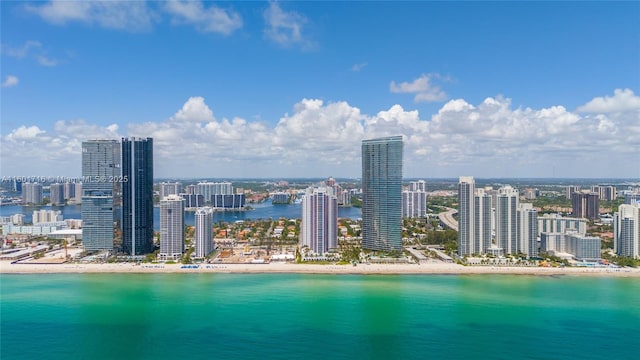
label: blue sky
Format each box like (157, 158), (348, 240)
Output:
(1, 1), (639, 179)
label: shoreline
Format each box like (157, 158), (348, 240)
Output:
(2, 261), (639, 277)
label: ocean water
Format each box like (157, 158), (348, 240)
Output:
(1, 274), (639, 360)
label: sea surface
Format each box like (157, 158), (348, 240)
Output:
(0, 200), (362, 230)
(1, 274), (639, 360)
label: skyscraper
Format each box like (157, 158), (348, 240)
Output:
(402, 190), (427, 219)
(496, 186), (519, 254)
(572, 192), (599, 220)
(82, 140), (119, 252)
(474, 188), (492, 254)
(195, 207), (214, 258)
(300, 186), (338, 254)
(122, 137), (154, 255)
(159, 195), (185, 261)
(22, 182), (43, 205)
(614, 203), (640, 259)
(49, 183), (65, 206)
(458, 176), (475, 256)
(517, 203), (538, 257)
(361, 136), (403, 252)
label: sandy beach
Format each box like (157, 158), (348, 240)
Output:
(2, 260), (639, 277)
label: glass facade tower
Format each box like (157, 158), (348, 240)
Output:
(361, 136), (403, 252)
(122, 137), (154, 255)
(81, 140), (120, 252)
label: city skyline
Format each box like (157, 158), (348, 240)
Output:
(1, 1), (639, 179)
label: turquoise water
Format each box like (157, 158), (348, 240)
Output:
(1, 274), (639, 359)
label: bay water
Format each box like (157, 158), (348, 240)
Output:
(1, 274), (639, 359)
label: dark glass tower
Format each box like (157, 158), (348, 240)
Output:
(121, 137), (154, 255)
(361, 136), (403, 252)
(81, 140), (119, 252)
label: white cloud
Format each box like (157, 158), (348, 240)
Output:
(37, 55), (58, 67)
(26, 0), (157, 31)
(164, 0), (242, 35)
(351, 62), (368, 72)
(2, 75), (19, 88)
(3, 40), (42, 58)
(577, 88), (640, 113)
(390, 74), (448, 103)
(2, 89), (639, 178)
(263, 2), (313, 49)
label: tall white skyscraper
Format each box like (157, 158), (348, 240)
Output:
(409, 180), (427, 192)
(614, 203), (640, 259)
(458, 176), (475, 256)
(474, 188), (492, 254)
(496, 186), (519, 254)
(402, 190), (427, 219)
(300, 186), (338, 254)
(195, 207), (214, 258)
(517, 203), (538, 257)
(159, 195), (185, 261)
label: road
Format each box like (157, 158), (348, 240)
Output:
(438, 207), (458, 231)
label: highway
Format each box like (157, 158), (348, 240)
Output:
(438, 207), (458, 231)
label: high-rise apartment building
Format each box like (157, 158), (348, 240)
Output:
(361, 136), (403, 252)
(591, 185), (617, 201)
(195, 207), (214, 258)
(566, 186), (580, 199)
(474, 188), (492, 254)
(22, 182), (43, 205)
(122, 137), (154, 255)
(82, 140), (120, 252)
(496, 186), (519, 254)
(402, 190), (427, 219)
(63, 182), (76, 201)
(33, 209), (63, 224)
(624, 192), (640, 205)
(49, 183), (65, 206)
(159, 182), (183, 200)
(517, 203), (538, 257)
(300, 186), (338, 254)
(538, 214), (587, 236)
(159, 195), (185, 261)
(409, 180), (427, 192)
(196, 181), (233, 203)
(614, 203), (640, 259)
(572, 192), (599, 220)
(458, 176), (475, 256)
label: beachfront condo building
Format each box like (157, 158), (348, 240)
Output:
(517, 203), (539, 257)
(361, 136), (403, 252)
(458, 176), (475, 256)
(159, 195), (185, 261)
(81, 140), (120, 252)
(300, 186), (338, 254)
(122, 137), (154, 255)
(538, 214), (587, 236)
(195, 207), (214, 258)
(496, 186), (519, 254)
(614, 203), (640, 259)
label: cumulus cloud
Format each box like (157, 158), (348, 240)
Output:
(2, 89), (639, 178)
(263, 1), (313, 49)
(25, 0), (157, 31)
(2, 75), (19, 88)
(577, 88), (640, 113)
(164, 0), (242, 35)
(390, 74), (448, 103)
